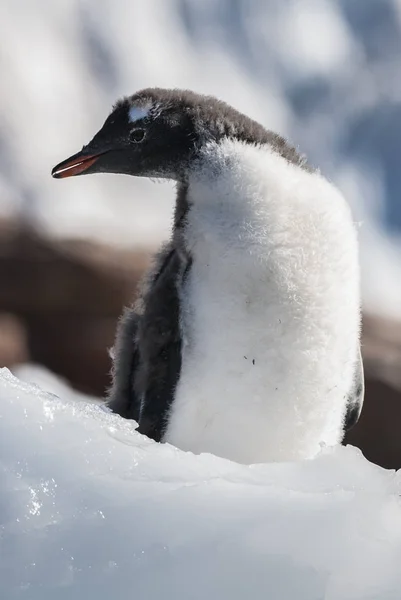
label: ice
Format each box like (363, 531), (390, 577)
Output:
(12, 363), (101, 405)
(0, 367), (400, 599)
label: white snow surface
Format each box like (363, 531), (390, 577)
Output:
(1, 368), (401, 599)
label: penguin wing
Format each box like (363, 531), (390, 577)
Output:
(107, 245), (179, 423)
(136, 248), (187, 442)
(344, 348), (365, 431)
(107, 306), (141, 422)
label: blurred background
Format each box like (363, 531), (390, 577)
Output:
(1, 0), (400, 468)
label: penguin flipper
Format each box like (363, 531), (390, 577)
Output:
(344, 348), (365, 431)
(135, 248), (186, 442)
(107, 306), (141, 422)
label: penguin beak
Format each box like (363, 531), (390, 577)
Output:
(51, 148), (109, 179)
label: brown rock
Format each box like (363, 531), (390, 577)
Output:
(0, 312), (29, 366)
(345, 314), (401, 469)
(0, 219), (150, 395)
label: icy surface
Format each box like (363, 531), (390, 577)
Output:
(12, 363), (101, 405)
(1, 368), (401, 599)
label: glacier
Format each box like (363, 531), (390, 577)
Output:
(0, 367), (400, 599)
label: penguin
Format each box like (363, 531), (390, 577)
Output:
(52, 88), (364, 464)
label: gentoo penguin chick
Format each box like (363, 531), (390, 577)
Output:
(52, 88), (364, 464)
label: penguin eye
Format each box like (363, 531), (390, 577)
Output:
(129, 128), (146, 143)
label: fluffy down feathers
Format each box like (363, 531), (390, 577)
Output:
(164, 139), (361, 463)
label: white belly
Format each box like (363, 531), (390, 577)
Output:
(164, 140), (361, 464)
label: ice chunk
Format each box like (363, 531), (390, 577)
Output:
(0, 367), (400, 599)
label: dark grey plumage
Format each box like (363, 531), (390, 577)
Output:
(107, 182), (191, 441)
(345, 349), (365, 431)
(107, 305), (140, 421)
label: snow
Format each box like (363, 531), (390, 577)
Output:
(12, 363), (101, 405)
(2, 1), (401, 317)
(1, 367), (400, 599)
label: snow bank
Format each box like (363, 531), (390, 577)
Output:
(0, 367), (400, 599)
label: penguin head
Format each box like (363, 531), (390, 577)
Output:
(51, 88), (279, 183)
(51, 89), (208, 182)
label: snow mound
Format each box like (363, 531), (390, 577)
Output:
(12, 363), (101, 405)
(0, 368), (400, 599)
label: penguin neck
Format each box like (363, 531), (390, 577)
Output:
(174, 182), (189, 229)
